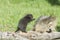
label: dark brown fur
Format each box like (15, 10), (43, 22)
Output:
(15, 14), (35, 33)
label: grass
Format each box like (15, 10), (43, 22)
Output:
(0, 0), (60, 32)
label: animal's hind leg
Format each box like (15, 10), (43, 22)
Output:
(15, 28), (20, 32)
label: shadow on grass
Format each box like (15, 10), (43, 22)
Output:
(56, 26), (60, 32)
(9, 0), (35, 4)
(46, 0), (60, 6)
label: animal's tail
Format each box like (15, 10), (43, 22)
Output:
(15, 28), (20, 32)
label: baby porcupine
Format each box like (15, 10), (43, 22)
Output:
(15, 14), (35, 33)
(32, 15), (57, 33)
